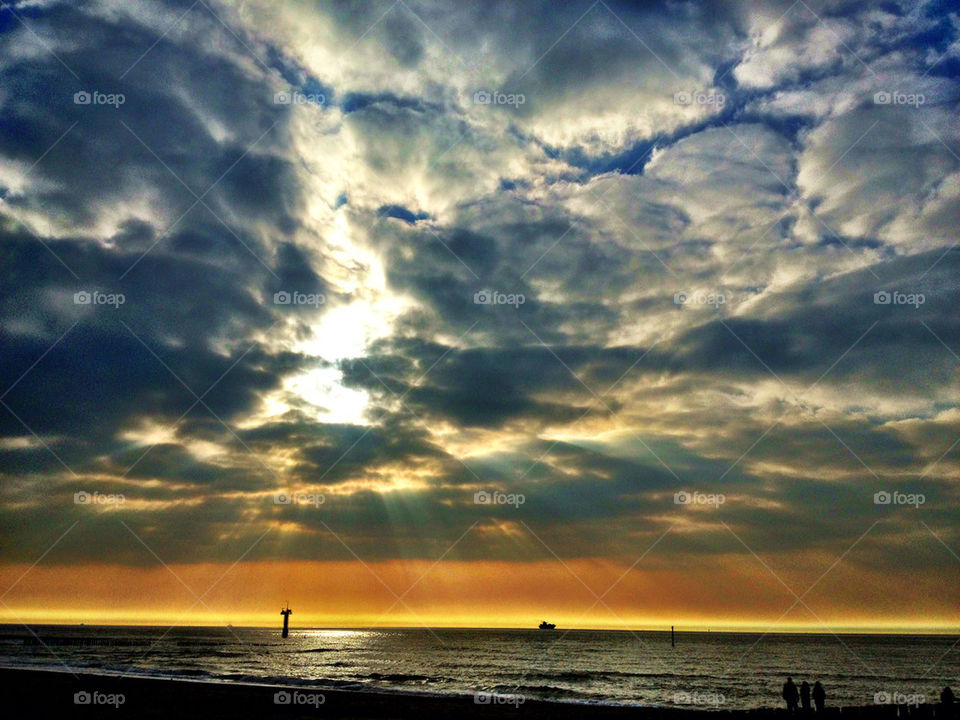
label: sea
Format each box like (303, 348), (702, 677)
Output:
(0, 625), (956, 709)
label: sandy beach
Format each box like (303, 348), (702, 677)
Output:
(4, 667), (957, 719)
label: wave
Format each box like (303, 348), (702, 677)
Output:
(362, 672), (434, 683)
(16, 636), (144, 647)
(516, 669), (693, 683)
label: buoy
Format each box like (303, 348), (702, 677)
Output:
(281, 603), (293, 638)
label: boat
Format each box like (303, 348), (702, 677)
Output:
(538, 621), (556, 630)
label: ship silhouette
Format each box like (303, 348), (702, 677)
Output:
(538, 620), (556, 630)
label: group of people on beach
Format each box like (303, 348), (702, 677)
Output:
(782, 678), (826, 712)
(783, 679), (957, 713)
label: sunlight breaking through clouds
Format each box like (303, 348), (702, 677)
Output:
(0, 0), (957, 633)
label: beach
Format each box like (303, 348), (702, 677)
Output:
(4, 667), (958, 719)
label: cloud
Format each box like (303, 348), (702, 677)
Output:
(0, 0), (957, 611)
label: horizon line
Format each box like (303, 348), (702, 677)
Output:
(2, 621), (956, 636)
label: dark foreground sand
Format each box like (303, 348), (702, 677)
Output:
(2, 668), (956, 719)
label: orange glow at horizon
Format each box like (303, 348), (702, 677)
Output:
(1, 559), (956, 633)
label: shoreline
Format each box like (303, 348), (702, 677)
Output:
(0, 666), (671, 718)
(4, 667), (957, 719)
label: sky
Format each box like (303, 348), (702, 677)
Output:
(0, 0), (958, 633)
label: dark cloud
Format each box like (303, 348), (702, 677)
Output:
(0, 0), (956, 586)
(675, 248), (959, 392)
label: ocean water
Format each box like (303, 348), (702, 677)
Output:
(0, 625), (957, 709)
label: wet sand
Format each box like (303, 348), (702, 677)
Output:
(2, 667), (956, 719)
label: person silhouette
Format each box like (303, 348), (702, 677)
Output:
(801, 681), (811, 711)
(942, 686), (955, 705)
(813, 681), (826, 712)
(783, 677), (800, 712)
